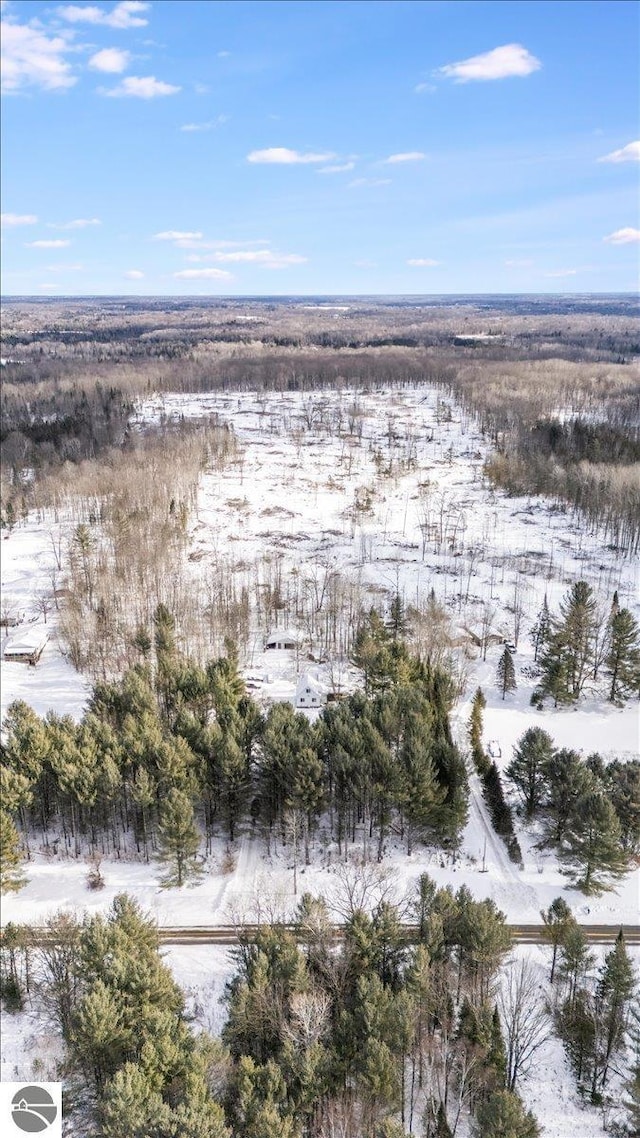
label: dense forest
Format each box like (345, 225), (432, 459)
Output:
(1, 608), (467, 892)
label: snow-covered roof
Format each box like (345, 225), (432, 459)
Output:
(265, 628), (301, 646)
(295, 670), (327, 698)
(4, 625), (49, 656)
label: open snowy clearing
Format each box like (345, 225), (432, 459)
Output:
(1, 382), (638, 933)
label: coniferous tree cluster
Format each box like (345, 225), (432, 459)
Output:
(540, 903), (637, 1115)
(532, 584), (640, 707)
(507, 731), (639, 893)
(2, 896), (230, 1137)
(1, 608), (468, 892)
(0, 881), (532, 1137)
(222, 877), (518, 1137)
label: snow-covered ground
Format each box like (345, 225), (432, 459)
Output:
(2, 382), (637, 932)
(1, 383), (638, 1110)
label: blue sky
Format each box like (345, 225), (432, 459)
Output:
(1, 0), (638, 295)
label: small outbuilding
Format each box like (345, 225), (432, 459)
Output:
(3, 625), (49, 666)
(265, 629), (301, 651)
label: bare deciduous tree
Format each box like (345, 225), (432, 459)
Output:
(498, 958), (550, 1091)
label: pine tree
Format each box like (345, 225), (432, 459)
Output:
(606, 759), (640, 853)
(529, 596), (551, 663)
(388, 593), (407, 642)
(595, 932), (636, 1089)
(473, 1089), (540, 1138)
(100, 1062), (172, 1138)
(73, 979), (131, 1091)
(156, 788), (201, 887)
(506, 727), (554, 818)
(560, 790), (628, 893)
(468, 688), (489, 775)
(606, 608), (640, 704)
(545, 581), (599, 702)
(496, 647), (516, 700)
(400, 732), (446, 854)
(543, 748), (594, 846)
(169, 1100), (230, 1138)
(534, 638), (571, 707)
(558, 924), (594, 1012)
(540, 898), (573, 983)
(488, 1004), (508, 1088)
(0, 810), (26, 893)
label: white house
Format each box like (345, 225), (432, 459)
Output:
(295, 670), (328, 710)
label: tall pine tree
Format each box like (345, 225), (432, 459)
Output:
(606, 608), (640, 704)
(496, 647), (517, 700)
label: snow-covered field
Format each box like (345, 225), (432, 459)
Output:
(1, 381), (638, 1129)
(2, 382), (637, 927)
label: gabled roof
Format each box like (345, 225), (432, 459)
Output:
(4, 625), (49, 655)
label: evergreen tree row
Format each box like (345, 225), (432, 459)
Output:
(467, 690), (522, 866)
(541, 899), (637, 1118)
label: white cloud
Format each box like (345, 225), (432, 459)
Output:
(436, 43), (541, 83)
(180, 114), (228, 132)
(317, 161), (355, 174)
(124, 269), (144, 279)
(56, 2), (149, 28)
(384, 152), (426, 164)
(174, 268), (232, 280)
(247, 147), (335, 165)
(414, 82), (436, 94)
(101, 75), (180, 98)
(598, 141), (640, 164)
(26, 239), (71, 248)
(89, 47), (131, 73)
(49, 217), (101, 229)
(1, 20), (76, 92)
(407, 258), (440, 267)
(543, 269), (578, 278)
(183, 239), (271, 255)
(504, 258), (533, 268)
(348, 178), (391, 188)
(153, 230), (203, 242)
(1, 212), (38, 226)
(211, 249), (307, 268)
(603, 227), (640, 245)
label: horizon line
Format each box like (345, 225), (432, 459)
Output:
(2, 291), (638, 301)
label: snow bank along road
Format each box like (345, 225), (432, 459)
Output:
(12, 923), (640, 947)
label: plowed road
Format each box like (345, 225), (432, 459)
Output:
(6, 924), (638, 947)
(153, 924), (640, 946)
